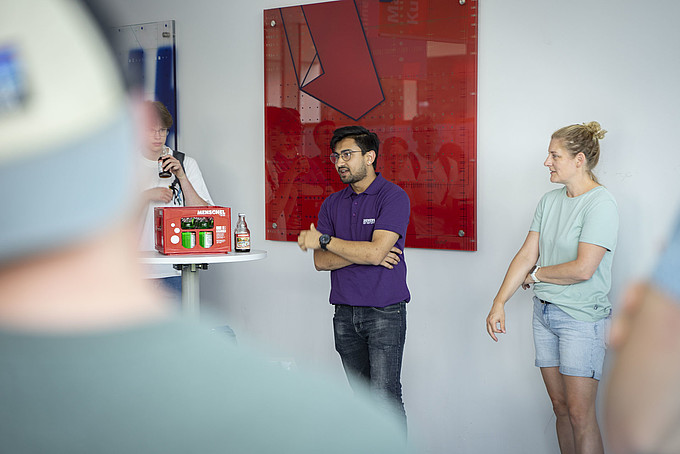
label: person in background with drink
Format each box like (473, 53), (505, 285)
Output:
(139, 101), (214, 297)
(605, 214), (680, 454)
(485, 122), (618, 454)
(297, 126), (411, 432)
(0, 2), (411, 452)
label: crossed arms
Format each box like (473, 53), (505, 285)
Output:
(297, 223), (402, 271)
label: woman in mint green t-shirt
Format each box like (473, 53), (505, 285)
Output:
(486, 122), (618, 454)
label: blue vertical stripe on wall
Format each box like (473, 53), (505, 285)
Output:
(155, 46), (176, 148)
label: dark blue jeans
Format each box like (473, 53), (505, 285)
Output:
(333, 301), (407, 429)
(148, 276), (182, 306)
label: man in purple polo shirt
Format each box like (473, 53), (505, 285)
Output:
(298, 126), (411, 429)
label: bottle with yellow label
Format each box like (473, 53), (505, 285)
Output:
(234, 213), (250, 252)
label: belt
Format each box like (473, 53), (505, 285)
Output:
(538, 298), (552, 305)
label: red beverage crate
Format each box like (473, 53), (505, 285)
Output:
(154, 206), (231, 254)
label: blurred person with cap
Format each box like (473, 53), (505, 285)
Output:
(0, 1), (411, 453)
(606, 215), (680, 454)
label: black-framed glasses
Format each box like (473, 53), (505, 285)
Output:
(329, 149), (362, 164)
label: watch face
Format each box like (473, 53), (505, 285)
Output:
(319, 234), (330, 249)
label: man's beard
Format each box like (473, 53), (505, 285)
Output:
(338, 163), (367, 184)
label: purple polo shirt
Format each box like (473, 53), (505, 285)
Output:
(317, 173), (411, 307)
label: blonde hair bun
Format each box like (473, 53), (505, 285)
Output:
(584, 121), (607, 140)
(552, 121), (608, 183)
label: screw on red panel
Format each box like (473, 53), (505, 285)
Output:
(459, 0), (465, 4)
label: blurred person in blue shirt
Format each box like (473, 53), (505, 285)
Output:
(606, 216), (680, 454)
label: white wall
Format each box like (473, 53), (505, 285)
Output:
(101, 0), (680, 452)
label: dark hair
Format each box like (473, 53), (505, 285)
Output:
(146, 101), (173, 129)
(330, 126), (380, 170)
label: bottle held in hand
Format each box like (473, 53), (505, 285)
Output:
(158, 147), (172, 178)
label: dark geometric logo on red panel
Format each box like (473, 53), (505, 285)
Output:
(280, 0), (384, 121)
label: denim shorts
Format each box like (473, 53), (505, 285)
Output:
(532, 296), (609, 380)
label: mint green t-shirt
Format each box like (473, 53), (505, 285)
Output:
(529, 186), (618, 322)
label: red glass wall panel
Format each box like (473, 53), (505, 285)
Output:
(264, 0), (477, 250)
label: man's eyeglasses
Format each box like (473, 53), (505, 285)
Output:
(148, 127), (169, 136)
(329, 149), (362, 164)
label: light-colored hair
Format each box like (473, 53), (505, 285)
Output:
(551, 121), (607, 183)
(146, 101), (173, 129)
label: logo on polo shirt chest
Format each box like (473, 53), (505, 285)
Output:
(363, 218), (376, 225)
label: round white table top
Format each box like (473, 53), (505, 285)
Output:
(139, 249), (267, 265)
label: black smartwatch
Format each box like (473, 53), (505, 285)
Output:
(319, 234), (331, 250)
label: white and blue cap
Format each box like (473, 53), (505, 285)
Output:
(0, 0), (136, 262)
